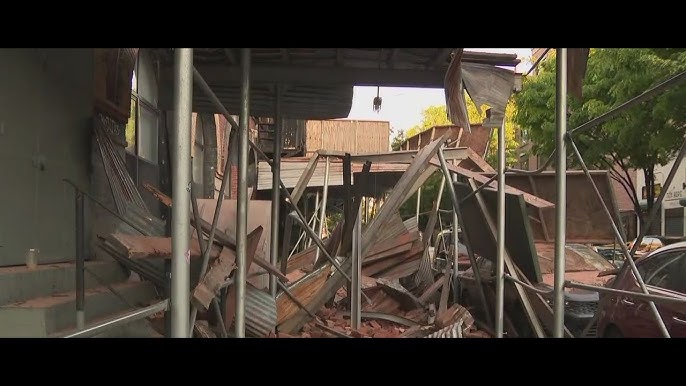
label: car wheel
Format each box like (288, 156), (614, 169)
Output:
(603, 325), (623, 338)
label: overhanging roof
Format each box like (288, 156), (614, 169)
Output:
(154, 48), (520, 119)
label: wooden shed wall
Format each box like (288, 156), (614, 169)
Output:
(305, 120), (390, 155)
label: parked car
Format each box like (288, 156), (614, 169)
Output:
(458, 243), (615, 337)
(596, 241), (686, 338)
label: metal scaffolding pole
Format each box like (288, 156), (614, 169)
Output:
(235, 48), (251, 338)
(553, 47), (567, 338)
(351, 204), (362, 330)
(270, 84), (282, 298)
(416, 188), (422, 222)
(495, 120), (506, 338)
(567, 135), (671, 338)
(314, 156), (330, 264)
(171, 48), (193, 338)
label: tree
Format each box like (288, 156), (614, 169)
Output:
(391, 129), (406, 151)
(513, 48), (686, 225)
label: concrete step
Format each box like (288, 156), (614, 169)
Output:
(0, 260), (129, 306)
(0, 280), (158, 337)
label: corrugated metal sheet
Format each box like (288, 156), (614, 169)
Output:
(425, 322), (463, 338)
(305, 120), (390, 155)
(245, 284), (277, 337)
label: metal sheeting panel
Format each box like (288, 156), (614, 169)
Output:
(245, 284), (277, 337)
(454, 182), (542, 283)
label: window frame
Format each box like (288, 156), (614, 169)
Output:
(125, 50), (160, 165)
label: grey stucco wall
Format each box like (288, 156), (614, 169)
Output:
(0, 49), (93, 266)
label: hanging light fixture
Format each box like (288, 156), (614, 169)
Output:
(373, 86), (382, 112)
(372, 49), (383, 113)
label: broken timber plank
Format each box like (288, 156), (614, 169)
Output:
(279, 136), (448, 334)
(276, 264), (332, 325)
(192, 247), (237, 311)
(107, 233), (222, 260)
(363, 242), (415, 266)
(438, 267), (452, 316)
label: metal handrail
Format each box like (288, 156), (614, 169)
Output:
(62, 299), (169, 338)
(63, 178), (165, 336)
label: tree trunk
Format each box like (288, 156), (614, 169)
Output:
(642, 165), (656, 229)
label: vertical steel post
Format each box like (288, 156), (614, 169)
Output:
(75, 191), (85, 330)
(171, 47), (193, 338)
(351, 204), (362, 330)
(314, 156), (330, 264)
(270, 84), (282, 297)
(495, 121), (506, 338)
(451, 161), (459, 287)
(235, 48), (251, 338)
(553, 48), (568, 338)
(416, 188), (422, 222)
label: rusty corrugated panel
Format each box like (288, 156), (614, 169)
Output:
(444, 49), (471, 132)
(244, 284), (278, 337)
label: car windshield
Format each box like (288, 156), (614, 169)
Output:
(466, 243), (615, 274)
(536, 243), (615, 273)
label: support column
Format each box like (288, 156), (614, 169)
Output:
(235, 48), (251, 338)
(171, 48), (193, 338)
(270, 84), (282, 297)
(495, 121), (506, 338)
(553, 48), (568, 338)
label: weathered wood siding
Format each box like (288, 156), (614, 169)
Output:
(305, 119), (390, 155)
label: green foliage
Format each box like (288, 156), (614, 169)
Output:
(513, 48), (686, 219)
(391, 130), (406, 151)
(484, 99), (521, 167)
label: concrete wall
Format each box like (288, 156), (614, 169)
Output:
(0, 49), (94, 266)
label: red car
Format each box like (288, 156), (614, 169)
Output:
(596, 241), (686, 338)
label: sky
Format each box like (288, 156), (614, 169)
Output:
(345, 48), (533, 135)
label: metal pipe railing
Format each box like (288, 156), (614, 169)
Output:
(62, 299), (169, 338)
